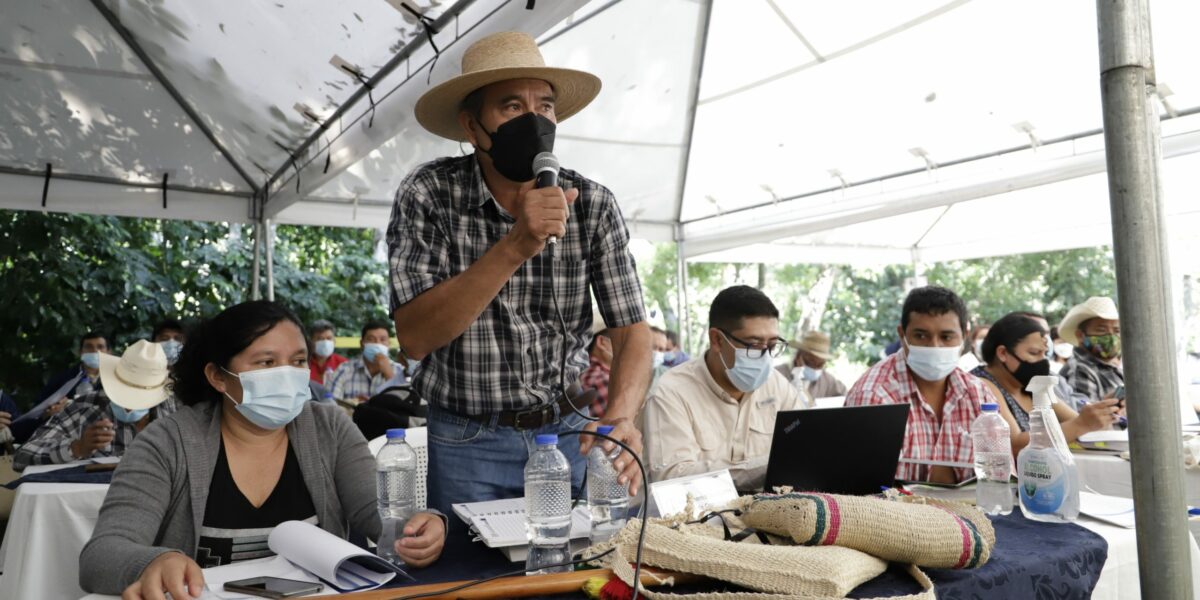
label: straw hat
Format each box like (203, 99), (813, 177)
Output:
(1058, 297), (1121, 346)
(415, 31), (601, 141)
(98, 339), (170, 410)
(788, 331), (834, 361)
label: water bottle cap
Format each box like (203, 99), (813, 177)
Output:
(535, 433), (558, 446)
(597, 425), (615, 435)
(981, 403), (999, 412)
(386, 428), (406, 440)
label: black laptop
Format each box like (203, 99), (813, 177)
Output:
(763, 404), (910, 495)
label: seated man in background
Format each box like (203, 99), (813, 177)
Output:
(307, 319), (348, 385)
(581, 324), (613, 418)
(152, 318), (187, 365)
(1058, 297), (1124, 406)
(779, 331), (847, 399)
(662, 329), (689, 367)
(328, 320), (409, 404)
(17, 331), (109, 442)
(845, 285), (988, 484)
(648, 326), (673, 387)
(14, 340), (176, 471)
(641, 285), (805, 492)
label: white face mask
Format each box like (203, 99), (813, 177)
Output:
(801, 365), (823, 382)
(652, 351), (665, 370)
(905, 345), (960, 382)
(313, 339), (335, 358)
(973, 340), (984, 358)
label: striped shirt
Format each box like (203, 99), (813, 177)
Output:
(13, 391), (177, 471)
(844, 349), (987, 482)
(387, 155), (646, 415)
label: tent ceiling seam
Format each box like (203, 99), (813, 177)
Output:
(0, 57), (153, 81)
(698, 0), (971, 106)
(763, 0), (824, 61)
(0, 164), (253, 199)
(88, 0), (261, 194)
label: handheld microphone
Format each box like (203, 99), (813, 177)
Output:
(533, 152), (560, 244)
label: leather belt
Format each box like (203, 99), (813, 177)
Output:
(467, 384), (597, 430)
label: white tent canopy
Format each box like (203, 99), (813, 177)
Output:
(3, 0), (1199, 266)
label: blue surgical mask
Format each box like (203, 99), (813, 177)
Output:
(904, 344), (960, 382)
(717, 332), (774, 393)
(801, 365), (823, 382)
(159, 340), (183, 365)
(81, 352), (101, 370)
(652, 351), (665, 370)
(362, 343), (389, 363)
(314, 339), (336, 358)
(222, 366), (310, 430)
(111, 403), (149, 424)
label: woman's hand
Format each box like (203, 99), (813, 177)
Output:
(394, 512), (446, 568)
(122, 551), (205, 600)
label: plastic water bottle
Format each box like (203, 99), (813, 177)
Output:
(525, 434), (572, 574)
(375, 428), (417, 565)
(1018, 376), (1080, 522)
(972, 403), (1013, 515)
(587, 425), (628, 545)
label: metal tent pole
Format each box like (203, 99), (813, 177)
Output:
(1097, 1), (1192, 598)
(675, 235), (690, 354)
(251, 221), (262, 301)
(265, 219), (276, 302)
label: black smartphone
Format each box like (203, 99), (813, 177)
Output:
(224, 576), (324, 598)
(1115, 385), (1126, 402)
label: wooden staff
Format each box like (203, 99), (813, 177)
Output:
(341, 567), (702, 600)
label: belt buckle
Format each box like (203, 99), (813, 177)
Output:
(512, 406), (549, 431)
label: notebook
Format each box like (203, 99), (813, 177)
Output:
(452, 497), (592, 562)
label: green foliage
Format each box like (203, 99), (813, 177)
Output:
(0, 211), (389, 409)
(640, 243), (1119, 366)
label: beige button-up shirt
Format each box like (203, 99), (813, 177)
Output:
(641, 356), (807, 491)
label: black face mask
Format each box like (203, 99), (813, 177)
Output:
(478, 112), (556, 182)
(1006, 355), (1051, 389)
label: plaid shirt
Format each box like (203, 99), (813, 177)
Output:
(13, 390), (177, 471)
(387, 155), (646, 415)
(845, 349), (987, 482)
(1060, 348), (1123, 405)
(580, 357), (611, 418)
(327, 358), (408, 402)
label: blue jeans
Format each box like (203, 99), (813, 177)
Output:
(426, 404), (589, 529)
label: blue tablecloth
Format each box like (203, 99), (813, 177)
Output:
(381, 511), (1107, 599)
(3, 464), (115, 488)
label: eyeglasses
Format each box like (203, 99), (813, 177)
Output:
(718, 329), (787, 359)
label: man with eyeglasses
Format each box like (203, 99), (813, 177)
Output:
(641, 286), (807, 492)
(845, 286), (989, 484)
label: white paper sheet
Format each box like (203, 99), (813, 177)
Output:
(1080, 491), (1136, 528)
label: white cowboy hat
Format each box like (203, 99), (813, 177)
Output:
(788, 331), (835, 361)
(1058, 297), (1120, 346)
(98, 339), (170, 410)
(415, 31), (601, 141)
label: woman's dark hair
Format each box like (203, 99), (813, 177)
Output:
(170, 301), (306, 406)
(981, 312), (1047, 365)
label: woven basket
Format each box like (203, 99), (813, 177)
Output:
(740, 492), (995, 569)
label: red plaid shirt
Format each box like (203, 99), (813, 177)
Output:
(580, 357), (611, 418)
(845, 349), (987, 482)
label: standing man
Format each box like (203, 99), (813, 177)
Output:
(844, 286), (989, 484)
(390, 32), (651, 515)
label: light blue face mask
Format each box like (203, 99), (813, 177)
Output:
(81, 352), (101, 370)
(717, 332), (774, 393)
(111, 403), (150, 424)
(159, 340), (183, 365)
(801, 365), (823, 382)
(313, 339), (336, 358)
(362, 343), (389, 363)
(222, 366), (311, 430)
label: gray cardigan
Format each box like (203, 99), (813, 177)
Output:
(79, 401), (380, 595)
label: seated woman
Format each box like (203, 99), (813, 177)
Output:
(80, 301), (445, 599)
(971, 312), (1120, 454)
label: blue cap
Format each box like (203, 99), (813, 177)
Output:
(535, 434), (558, 446)
(386, 428), (406, 440)
(597, 425), (615, 435)
(981, 403), (999, 412)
